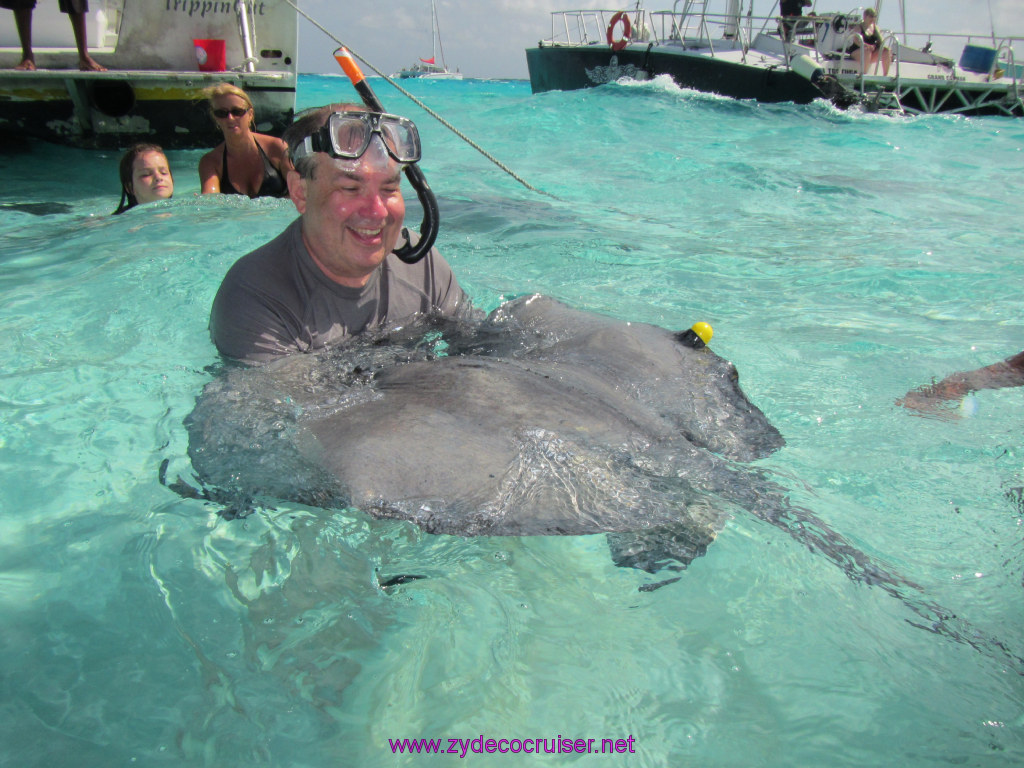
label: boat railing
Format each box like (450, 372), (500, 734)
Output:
(884, 29), (901, 83)
(539, 8), (766, 50)
(648, 9), (755, 49)
(907, 30), (1024, 88)
(540, 9), (651, 47)
(895, 30), (1021, 70)
(539, 8), (824, 55)
(994, 41), (1022, 105)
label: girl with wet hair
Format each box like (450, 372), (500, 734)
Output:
(113, 143), (174, 215)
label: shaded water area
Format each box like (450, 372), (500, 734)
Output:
(0, 74), (1022, 765)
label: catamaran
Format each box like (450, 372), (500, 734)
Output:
(526, 2), (1024, 117)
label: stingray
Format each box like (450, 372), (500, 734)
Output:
(0, 202), (74, 216)
(180, 296), (1022, 666)
(184, 295), (791, 570)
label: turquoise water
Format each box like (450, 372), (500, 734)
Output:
(1, 74), (1022, 766)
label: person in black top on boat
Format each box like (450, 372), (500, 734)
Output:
(198, 83), (292, 199)
(845, 7), (891, 75)
(778, 0), (812, 43)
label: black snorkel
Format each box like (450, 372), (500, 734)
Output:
(334, 47), (439, 265)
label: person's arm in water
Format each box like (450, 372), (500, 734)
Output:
(198, 148), (223, 194)
(900, 350), (1024, 410)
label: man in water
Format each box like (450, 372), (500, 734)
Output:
(210, 104), (477, 363)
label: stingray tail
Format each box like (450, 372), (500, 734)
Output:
(756, 490), (1024, 674)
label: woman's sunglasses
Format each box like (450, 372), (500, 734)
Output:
(212, 107), (250, 119)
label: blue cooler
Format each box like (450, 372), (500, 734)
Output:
(959, 45), (997, 73)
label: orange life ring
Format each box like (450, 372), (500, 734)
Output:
(606, 11), (631, 52)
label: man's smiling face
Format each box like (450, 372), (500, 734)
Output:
(290, 138), (405, 287)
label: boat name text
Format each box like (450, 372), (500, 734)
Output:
(927, 74), (965, 81)
(166, 0), (267, 18)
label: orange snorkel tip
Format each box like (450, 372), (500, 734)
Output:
(333, 46), (365, 86)
(332, 46), (384, 112)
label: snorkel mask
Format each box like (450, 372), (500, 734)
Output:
(292, 111), (422, 167)
(315, 48), (439, 265)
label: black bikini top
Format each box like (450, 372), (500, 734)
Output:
(221, 139), (288, 199)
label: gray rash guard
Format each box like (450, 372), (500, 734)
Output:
(210, 218), (476, 363)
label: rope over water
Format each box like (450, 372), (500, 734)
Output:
(280, 0), (554, 198)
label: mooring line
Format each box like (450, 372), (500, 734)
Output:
(280, 0), (554, 197)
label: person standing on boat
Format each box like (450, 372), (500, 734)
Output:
(208, 103), (477, 363)
(198, 84), (292, 199)
(1, 0), (106, 71)
(846, 7), (891, 75)
(112, 143), (174, 214)
(778, 0), (812, 43)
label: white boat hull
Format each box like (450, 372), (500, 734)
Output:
(397, 71), (463, 80)
(0, 0), (297, 148)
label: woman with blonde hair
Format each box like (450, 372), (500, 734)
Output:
(845, 7), (891, 75)
(198, 83), (292, 198)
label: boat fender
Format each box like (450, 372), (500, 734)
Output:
(790, 53), (862, 108)
(790, 54), (826, 85)
(607, 11), (632, 52)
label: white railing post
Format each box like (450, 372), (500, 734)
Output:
(236, 0), (257, 73)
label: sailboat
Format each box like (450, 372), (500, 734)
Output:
(396, 0), (463, 79)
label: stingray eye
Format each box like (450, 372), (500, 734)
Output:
(727, 364), (739, 383)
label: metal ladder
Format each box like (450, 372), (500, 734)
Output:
(854, 32), (906, 116)
(858, 85), (905, 115)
